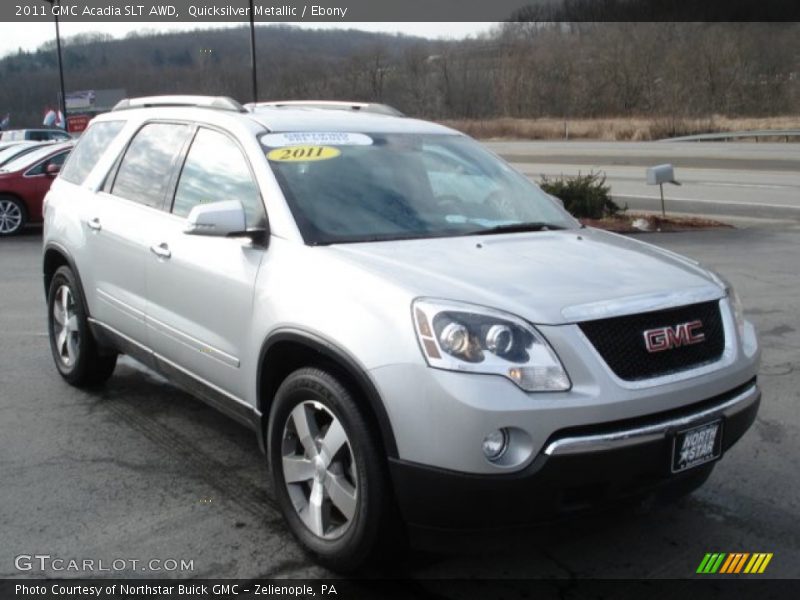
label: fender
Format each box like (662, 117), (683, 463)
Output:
(43, 241), (90, 316)
(257, 328), (399, 458)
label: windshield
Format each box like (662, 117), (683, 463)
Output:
(0, 144), (68, 173)
(262, 133), (576, 244)
(0, 144), (43, 168)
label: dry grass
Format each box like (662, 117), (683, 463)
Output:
(582, 212), (733, 233)
(439, 116), (800, 141)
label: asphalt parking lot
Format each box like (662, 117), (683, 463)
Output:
(1, 223), (799, 585)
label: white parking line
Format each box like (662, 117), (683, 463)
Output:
(709, 182), (796, 190)
(612, 194), (800, 211)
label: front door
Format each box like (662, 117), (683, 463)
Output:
(144, 127), (267, 401)
(24, 150), (69, 221)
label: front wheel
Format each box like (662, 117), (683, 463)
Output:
(268, 367), (395, 572)
(47, 265), (117, 387)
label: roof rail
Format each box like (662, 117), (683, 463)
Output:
(112, 95), (246, 113)
(248, 100), (405, 117)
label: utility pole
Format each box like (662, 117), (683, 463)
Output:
(248, 0), (258, 103)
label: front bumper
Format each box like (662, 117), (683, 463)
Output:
(389, 379), (759, 530)
(371, 310), (759, 474)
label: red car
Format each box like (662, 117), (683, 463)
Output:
(0, 142), (72, 236)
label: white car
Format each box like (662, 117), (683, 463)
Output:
(0, 128), (72, 142)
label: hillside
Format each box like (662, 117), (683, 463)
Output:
(0, 25), (432, 127)
(1, 22), (797, 130)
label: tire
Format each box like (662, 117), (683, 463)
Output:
(47, 265), (117, 387)
(0, 195), (26, 237)
(268, 367), (394, 572)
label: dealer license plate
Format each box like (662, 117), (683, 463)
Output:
(671, 420), (723, 473)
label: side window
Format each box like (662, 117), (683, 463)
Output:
(60, 121), (125, 185)
(111, 123), (191, 209)
(26, 151), (70, 176)
(47, 151), (69, 169)
(172, 128), (265, 228)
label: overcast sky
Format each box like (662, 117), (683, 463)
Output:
(0, 22), (495, 58)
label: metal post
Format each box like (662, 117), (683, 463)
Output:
(248, 0), (258, 103)
(659, 183), (666, 217)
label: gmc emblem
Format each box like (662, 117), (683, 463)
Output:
(643, 320), (705, 353)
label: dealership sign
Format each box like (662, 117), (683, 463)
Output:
(65, 91), (96, 110)
(66, 115), (90, 134)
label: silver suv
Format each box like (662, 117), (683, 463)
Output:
(43, 96), (761, 571)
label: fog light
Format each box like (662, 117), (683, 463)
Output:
(482, 428), (509, 461)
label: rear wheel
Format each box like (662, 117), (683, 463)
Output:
(0, 196), (26, 236)
(47, 265), (117, 386)
(268, 367), (394, 572)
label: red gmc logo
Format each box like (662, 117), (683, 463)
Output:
(643, 320), (705, 353)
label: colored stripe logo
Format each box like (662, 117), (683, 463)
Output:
(697, 553), (773, 574)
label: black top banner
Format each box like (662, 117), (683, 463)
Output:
(3, 0), (799, 22)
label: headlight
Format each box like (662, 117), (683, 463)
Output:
(713, 272), (745, 338)
(412, 298), (570, 392)
(728, 286), (746, 338)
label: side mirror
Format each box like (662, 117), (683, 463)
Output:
(46, 163), (61, 176)
(184, 200), (247, 237)
(548, 194), (564, 208)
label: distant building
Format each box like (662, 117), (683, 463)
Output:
(64, 89), (127, 133)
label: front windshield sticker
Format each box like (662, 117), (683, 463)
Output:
(261, 132), (373, 147)
(267, 145), (341, 162)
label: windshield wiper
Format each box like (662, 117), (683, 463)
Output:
(470, 222), (566, 236)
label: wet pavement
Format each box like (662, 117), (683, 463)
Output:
(1, 224), (798, 584)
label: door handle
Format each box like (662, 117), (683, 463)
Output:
(87, 218), (102, 231)
(149, 243), (171, 259)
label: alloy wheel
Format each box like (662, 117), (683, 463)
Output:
(0, 199), (22, 234)
(281, 401), (358, 539)
(52, 285), (80, 367)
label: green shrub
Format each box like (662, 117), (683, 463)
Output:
(539, 171), (624, 219)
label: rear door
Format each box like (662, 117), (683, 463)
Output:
(144, 126), (267, 401)
(85, 121), (193, 343)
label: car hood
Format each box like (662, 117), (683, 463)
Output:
(327, 228), (725, 325)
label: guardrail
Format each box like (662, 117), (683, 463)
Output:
(662, 129), (800, 142)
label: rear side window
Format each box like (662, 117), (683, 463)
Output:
(172, 128), (265, 228)
(61, 121), (125, 185)
(111, 123), (191, 209)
